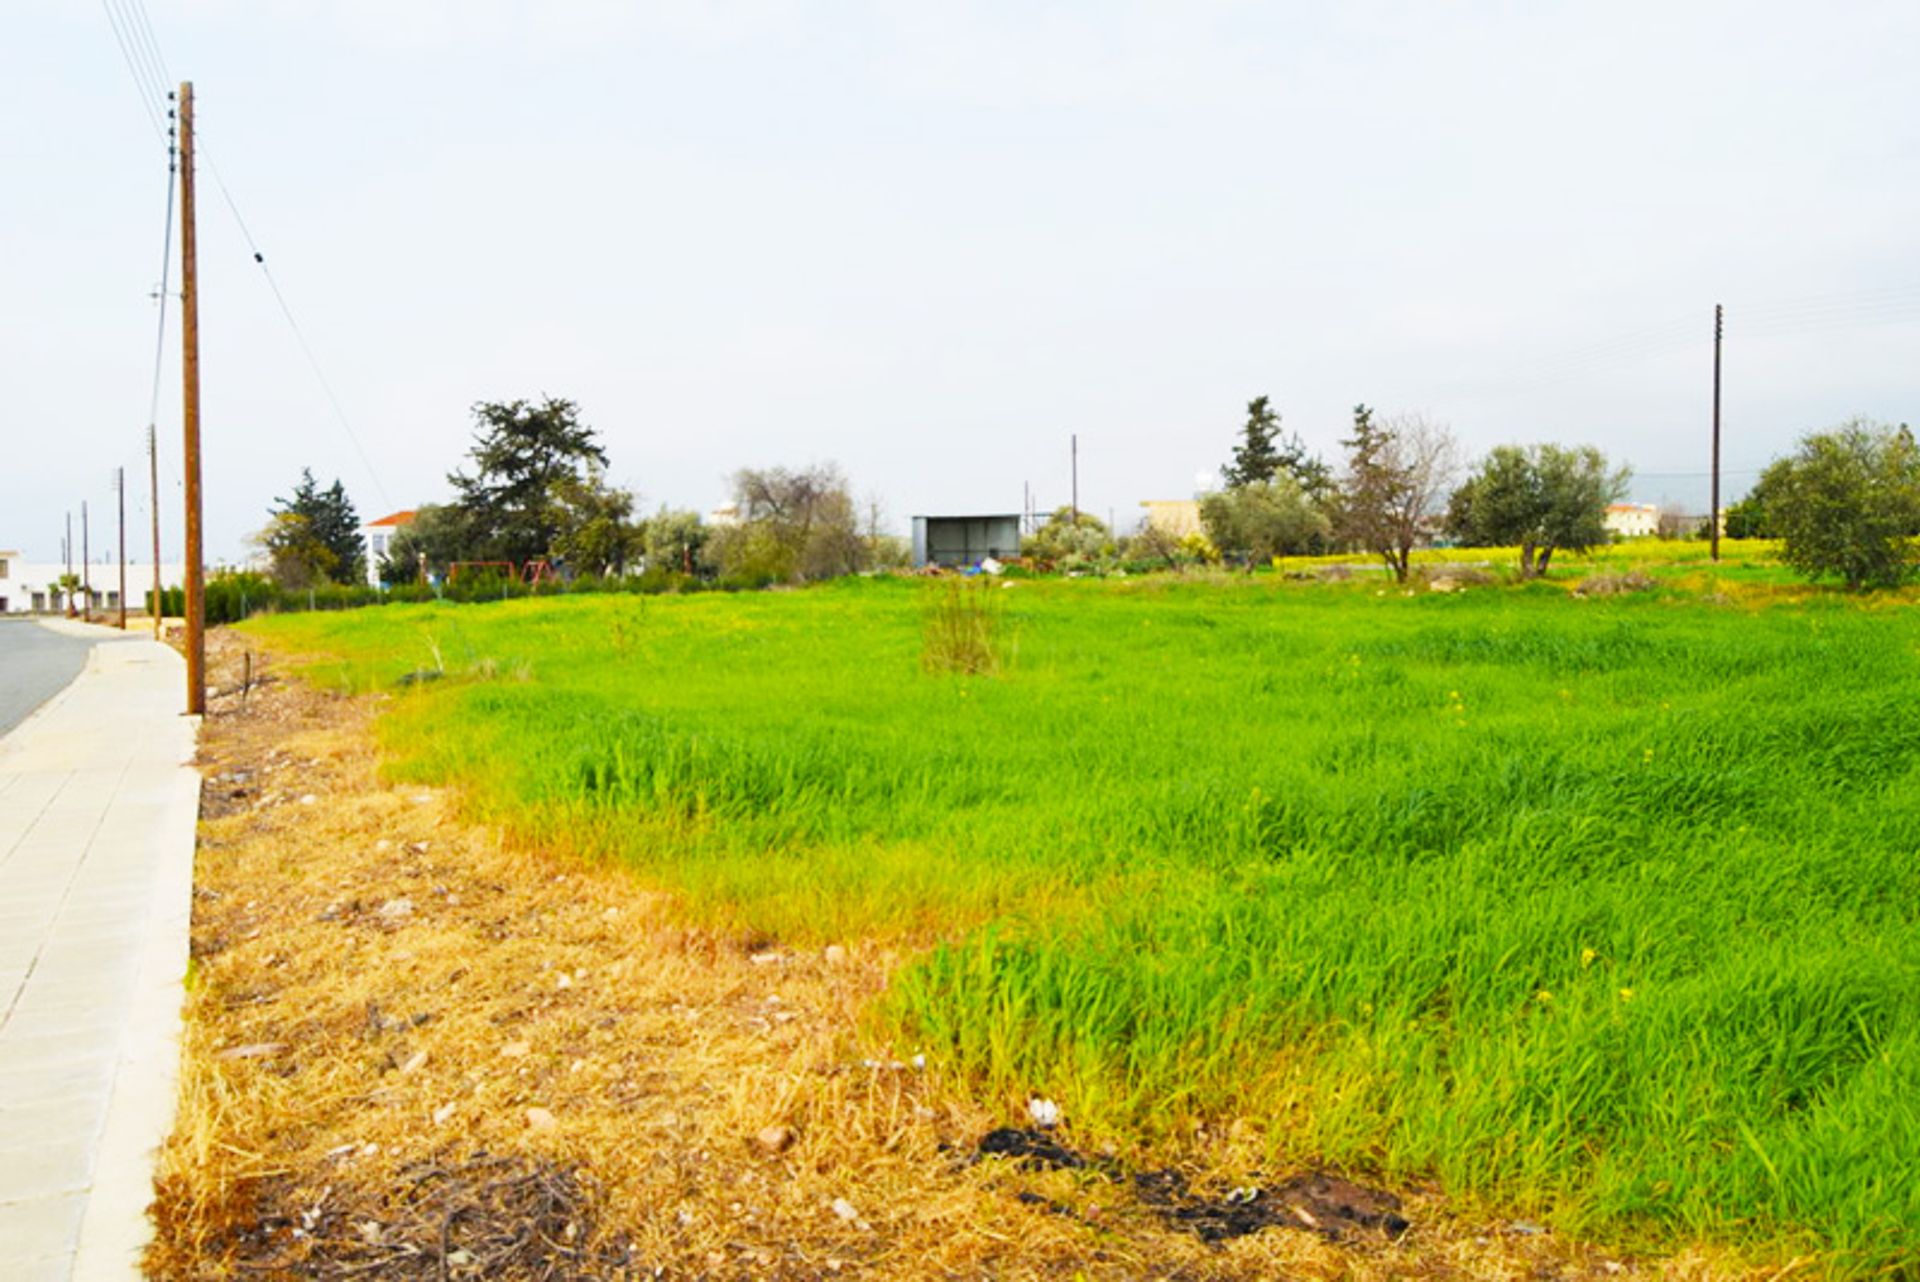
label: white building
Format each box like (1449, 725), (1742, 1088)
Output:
(0, 550), (190, 616)
(361, 510), (418, 585)
(1139, 499), (1204, 540)
(1603, 503), (1660, 539)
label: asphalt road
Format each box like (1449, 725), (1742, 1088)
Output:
(0, 620), (117, 737)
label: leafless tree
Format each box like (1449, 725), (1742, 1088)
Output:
(717, 463), (866, 582)
(1335, 407), (1460, 583)
(1656, 504), (1699, 540)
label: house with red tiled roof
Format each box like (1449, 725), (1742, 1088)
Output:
(361, 510), (418, 585)
(1603, 502), (1658, 539)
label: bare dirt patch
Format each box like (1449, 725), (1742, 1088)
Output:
(147, 630), (1713, 1280)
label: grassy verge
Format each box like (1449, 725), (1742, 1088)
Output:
(156, 634), (1643, 1279)
(243, 554), (1920, 1273)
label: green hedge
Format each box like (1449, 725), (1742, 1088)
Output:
(143, 566), (763, 623)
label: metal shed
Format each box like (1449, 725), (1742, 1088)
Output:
(911, 514), (1022, 569)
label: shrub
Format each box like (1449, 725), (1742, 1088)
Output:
(1573, 570), (1655, 597)
(1765, 420), (1920, 591)
(921, 580), (1003, 676)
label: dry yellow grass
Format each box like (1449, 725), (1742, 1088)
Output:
(145, 632), (1751, 1280)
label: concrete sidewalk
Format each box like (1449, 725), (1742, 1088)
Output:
(0, 623), (200, 1280)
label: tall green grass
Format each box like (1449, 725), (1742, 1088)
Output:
(248, 565), (1920, 1272)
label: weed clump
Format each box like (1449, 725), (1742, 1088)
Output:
(1417, 565), (1497, 591)
(922, 580), (1004, 676)
(1574, 569), (1655, 597)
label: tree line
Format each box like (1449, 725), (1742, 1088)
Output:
(1120, 396), (1628, 584)
(257, 397), (905, 592)
(1141, 397), (1918, 590)
(256, 393), (1920, 599)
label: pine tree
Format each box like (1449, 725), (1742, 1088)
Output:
(269, 469), (365, 584)
(450, 397), (609, 565)
(1222, 396), (1332, 497)
(313, 478), (364, 582)
(1222, 396), (1284, 488)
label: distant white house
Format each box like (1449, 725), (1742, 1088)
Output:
(0, 549), (190, 615)
(1139, 499), (1204, 540)
(361, 510), (418, 585)
(1604, 503), (1660, 539)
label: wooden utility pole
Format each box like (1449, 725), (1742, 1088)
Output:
(149, 426), (162, 638)
(1711, 303), (1723, 563)
(64, 512), (73, 617)
(82, 501), (91, 619)
(179, 80), (205, 715)
(116, 468), (127, 629)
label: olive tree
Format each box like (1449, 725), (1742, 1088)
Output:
(379, 505), (475, 585)
(548, 465), (640, 577)
(1022, 507), (1112, 565)
(1199, 476), (1329, 566)
(1446, 444), (1628, 577)
(639, 507), (711, 576)
(1764, 419), (1920, 590)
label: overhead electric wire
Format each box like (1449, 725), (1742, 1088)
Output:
(119, 0), (174, 88)
(103, 0), (164, 103)
(1484, 280), (1920, 396)
(1630, 467), (1764, 479)
(146, 119), (177, 438)
(198, 140), (394, 510)
(1735, 281), (1920, 317)
(97, 0), (394, 512)
(98, 0), (166, 138)
(109, 0), (166, 102)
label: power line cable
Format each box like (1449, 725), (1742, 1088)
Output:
(104, 0), (164, 102)
(98, 0), (166, 137)
(94, 6), (390, 513)
(146, 108), (178, 437)
(198, 137), (395, 509)
(120, 0), (174, 88)
(1735, 282), (1920, 318)
(110, 0), (166, 101)
(1740, 303), (1920, 339)
(1630, 467), (1764, 479)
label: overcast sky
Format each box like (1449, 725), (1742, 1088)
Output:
(7, 0), (1918, 565)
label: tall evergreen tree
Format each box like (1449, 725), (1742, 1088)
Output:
(1222, 396), (1284, 488)
(450, 397), (609, 565)
(1222, 396), (1333, 497)
(270, 469), (364, 583)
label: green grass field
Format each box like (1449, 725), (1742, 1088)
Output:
(247, 547), (1920, 1272)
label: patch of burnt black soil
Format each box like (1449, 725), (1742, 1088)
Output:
(976, 1128), (1409, 1246)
